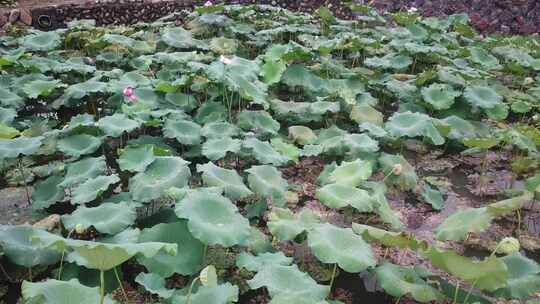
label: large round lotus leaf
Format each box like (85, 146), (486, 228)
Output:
(197, 162), (252, 200)
(161, 27), (205, 49)
(315, 183), (373, 212)
(163, 118), (202, 145)
(129, 157), (191, 202)
(31, 175), (64, 210)
(247, 264), (329, 301)
(33, 229), (177, 271)
(237, 110), (280, 137)
(375, 262), (442, 302)
(236, 252), (293, 272)
(329, 159), (372, 187)
(0, 88), (24, 108)
(135, 272), (174, 299)
(246, 165), (288, 205)
(57, 134), (102, 158)
(118, 145), (156, 173)
(243, 138), (289, 166)
(22, 279), (116, 304)
(170, 283), (238, 304)
(435, 207), (493, 241)
(385, 111), (444, 145)
(463, 86), (503, 109)
(308, 223), (376, 273)
(22, 79), (63, 99)
(137, 221), (204, 277)
(21, 31), (61, 51)
(174, 192), (251, 247)
(379, 153), (418, 191)
(493, 253), (540, 299)
(59, 156), (106, 188)
(97, 113), (140, 137)
(421, 83), (461, 110)
(343, 133), (379, 154)
(288, 126), (317, 145)
(210, 37), (238, 54)
(0, 107), (17, 125)
(71, 174), (120, 205)
(0, 225), (61, 267)
(194, 102), (228, 124)
(364, 54), (412, 70)
(350, 103), (384, 126)
(270, 137), (300, 162)
(470, 47), (499, 68)
(201, 121), (241, 138)
(0, 136), (43, 159)
(62, 202), (136, 235)
(267, 208), (320, 241)
(202, 137), (241, 160)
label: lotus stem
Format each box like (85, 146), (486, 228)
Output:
(202, 244), (208, 264)
(18, 158), (31, 206)
(28, 267), (32, 281)
(186, 277), (200, 304)
(99, 270), (105, 304)
(452, 281), (459, 304)
(57, 229), (75, 280)
(114, 267), (129, 304)
(329, 263), (337, 291)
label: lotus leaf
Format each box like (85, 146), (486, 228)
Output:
(202, 137), (241, 160)
(243, 138), (289, 165)
(118, 145), (156, 173)
(201, 121), (241, 138)
(0, 136), (43, 159)
(57, 134), (102, 158)
(329, 159), (372, 187)
(316, 183), (373, 212)
(21, 32), (61, 51)
(421, 184), (445, 210)
(379, 153), (418, 191)
(435, 207), (493, 241)
(135, 272), (174, 299)
(60, 156), (107, 188)
(62, 202), (136, 235)
(163, 118), (202, 145)
(246, 165), (288, 206)
(375, 262), (442, 302)
(21, 279), (116, 304)
(288, 126), (317, 145)
(197, 162), (252, 200)
(386, 111), (445, 145)
(493, 253), (540, 299)
(343, 133), (379, 154)
(267, 208), (320, 241)
(71, 174), (120, 205)
(463, 86), (503, 109)
(31, 175), (65, 210)
(237, 110), (280, 137)
(23, 79), (63, 99)
(352, 224), (427, 250)
(171, 283), (239, 304)
(270, 137), (300, 162)
(0, 225), (61, 267)
(97, 114), (140, 137)
(421, 83), (461, 110)
(236, 252), (293, 272)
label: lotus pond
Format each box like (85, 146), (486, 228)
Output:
(0, 3), (540, 304)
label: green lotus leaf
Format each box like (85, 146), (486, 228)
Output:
(247, 264), (329, 301)
(0, 107), (17, 124)
(118, 145), (156, 173)
(423, 247), (508, 291)
(197, 162), (252, 200)
(487, 191), (534, 216)
(59, 156), (107, 188)
(62, 81), (108, 101)
(171, 283), (239, 304)
(269, 294), (332, 304)
(201, 121), (241, 138)
(135, 272), (174, 299)
(21, 31), (61, 51)
(261, 60), (287, 84)
(174, 192), (251, 247)
(236, 252), (293, 272)
(129, 157), (191, 203)
(379, 153), (418, 191)
(0, 225), (61, 267)
(359, 122), (388, 138)
(243, 138), (289, 166)
(441, 116), (480, 140)
(435, 207), (493, 241)
(288, 126), (317, 145)
(137, 221), (204, 277)
(164, 92), (197, 110)
(0, 88), (24, 108)
(202, 137), (241, 160)
(375, 262), (442, 302)
(57, 134), (102, 158)
(195, 102), (228, 124)
(245, 227), (273, 254)
(316, 126), (347, 154)
(364, 54), (412, 70)
(33, 229), (177, 271)
(462, 137), (499, 150)
(270, 138), (300, 162)
(237, 111), (280, 137)
(101, 33), (154, 53)
(386, 111), (444, 145)
(21, 279), (116, 304)
(492, 46), (534, 66)
(493, 253), (540, 299)
(352, 224), (427, 250)
(308, 223), (376, 272)
(421, 184), (444, 210)
(0, 136), (43, 159)
(161, 27), (206, 49)
(421, 83), (461, 110)
(470, 47), (500, 68)
(163, 118), (202, 145)
(329, 159), (372, 187)
(316, 183), (373, 212)
(246, 165), (288, 206)
(343, 133), (379, 154)
(23, 79), (63, 99)
(31, 175), (64, 210)
(463, 86), (503, 109)
(62, 202), (136, 235)
(267, 208), (320, 241)
(69, 174), (118, 205)
(97, 114), (140, 138)
(210, 37), (238, 54)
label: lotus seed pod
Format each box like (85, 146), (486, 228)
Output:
(74, 223), (85, 234)
(392, 164), (403, 175)
(199, 265), (217, 287)
(496, 237), (520, 255)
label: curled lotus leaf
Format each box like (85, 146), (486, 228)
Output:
(463, 86), (503, 109)
(246, 165), (288, 206)
(163, 118), (202, 145)
(21, 31), (61, 51)
(71, 174), (120, 205)
(201, 121), (241, 138)
(288, 126), (317, 145)
(97, 113), (140, 137)
(329, 159), (372, 187)
(470, 47), (500, 68)
(170, 283), (239, 304)
(57, 134), (102, 158)
(22, 279), (116, 304)
(0, 225), (61, 268)
(197, 162), (252, 200)
(421, 83), (461, 110)
(202, 137), (241, 160)
(385, 111), (444, 145)
(59, 156), (107, 188)
(236, 252), (293, 272)
(0, 136), (43, 159)
(267, 208), (320, 241)
(62, 202), (137, 235)
(118, 145), (156, 173)
(237, 110), (280, 137)
(316, 183), (373, 212)
(493, 253), (540, 299)
(352, 224), (427, 250)
(243, 138), (289, 166)
(343, 133), (379, 154)
(31, 175), (65, 210)
(129, 156), (191, 203)
(135, 272), (174, 299)
(174, 191), (251, 247)
(435, 207), (493, 241)
(23, 79), (63, 99)
(308, 223), (376, 273)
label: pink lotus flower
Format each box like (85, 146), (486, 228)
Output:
(123, 87), (138, 102)
(219, 55), (232, 65)
(204, 1), (212, 7)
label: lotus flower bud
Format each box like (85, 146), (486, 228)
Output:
(523, 77), (534, 86)
(219, 55), (232, 65)
(496, 237), (520, 255)
(199, 265), (217, 287)
(75, 223), (85, 234)
(204, 0), (213, 6)
(391, 164), (403, 175)
(123, 86), (134, 97)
